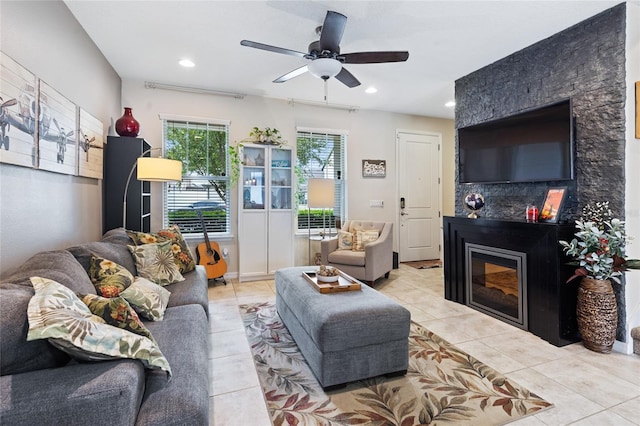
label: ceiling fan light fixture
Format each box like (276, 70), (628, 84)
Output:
(307, 58), (342, 79)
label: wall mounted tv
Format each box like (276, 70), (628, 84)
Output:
(458, 99), (575, 184)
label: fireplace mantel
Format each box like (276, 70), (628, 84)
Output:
(443, 216), (579, 346)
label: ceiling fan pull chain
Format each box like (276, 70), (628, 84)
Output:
(324, 78), (329, 103)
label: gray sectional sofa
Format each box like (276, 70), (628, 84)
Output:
(0, 228), (210, 425)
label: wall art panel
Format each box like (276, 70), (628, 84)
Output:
(78, 108), (104, 179)
(0, 52), (37, 168)
(37, 79), (77, 175)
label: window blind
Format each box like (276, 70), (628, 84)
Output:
(296, 129), (346, 230)
(162, 119), (230, 235)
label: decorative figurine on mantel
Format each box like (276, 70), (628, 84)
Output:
(463, 193), (485, 218)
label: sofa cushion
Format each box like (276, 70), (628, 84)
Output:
(81, 293), (155, 341)
(164, 266), (210, 317)
(328, 249), (366, 267)
(140, 305), (209, 425)
(27, 277), (171, 378)
(3, 250), (96, 295)
(0, 283), (70, 375)
(0, 359), (145, 426)
(120, 277), (171, 321)
(88, 255), (134, 297)
(102, 227), (135, 246)
(128, 241), (185, 286)
(126, 225), (196, 274)
(67, 241), (137, 276)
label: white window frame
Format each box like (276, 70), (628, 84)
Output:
(295, 126), (348, 234)
(161, 114), (232, 239)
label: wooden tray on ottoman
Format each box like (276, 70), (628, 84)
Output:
(302, 270), (361, 294)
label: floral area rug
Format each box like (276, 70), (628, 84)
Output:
(240, 302), (553, 426)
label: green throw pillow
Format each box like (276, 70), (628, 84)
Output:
(128, 241), (185, 286)
(120, 277), (171, 321)
(88, 255), (134, 297)
(127, 225), (196, 274)
(81, 293), (155, 341)
(27, 277), (171, 378)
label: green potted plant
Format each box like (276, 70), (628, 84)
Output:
(560, 201), (639, 353)
(249, 127), (284, 145)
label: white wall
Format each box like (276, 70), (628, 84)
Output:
(618, 1), (640, 354)
(122, 79), (455, 273)
(0, 1), (121, 278)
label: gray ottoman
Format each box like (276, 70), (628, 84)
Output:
(275, 266), (411, 389)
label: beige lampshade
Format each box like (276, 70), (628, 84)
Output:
(137, 157), (182, 182)
(308, 178), (335, 208)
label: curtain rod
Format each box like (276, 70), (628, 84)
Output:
(288, 98), (359, 113)
(144, 81), (245, 99)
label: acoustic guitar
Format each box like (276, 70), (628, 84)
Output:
(196, 209), (227, 283)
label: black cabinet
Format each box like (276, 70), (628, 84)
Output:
(103, 136), (151, 233)
(443, 216), (579, 346)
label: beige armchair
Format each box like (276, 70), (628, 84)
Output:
(320, 220), (393, 285)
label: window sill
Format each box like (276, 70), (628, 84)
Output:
(295, 230), (337, 238)
(183, 233), (234, 242)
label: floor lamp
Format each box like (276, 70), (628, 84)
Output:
(123, 148), (182, 229)
(307, 178), (335, 264)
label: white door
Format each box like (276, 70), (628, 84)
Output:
(398, 131), (441, 262)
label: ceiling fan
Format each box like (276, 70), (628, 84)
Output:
(240, 10), (409, 88)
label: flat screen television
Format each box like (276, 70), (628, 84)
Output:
(458, 99), (574, 184)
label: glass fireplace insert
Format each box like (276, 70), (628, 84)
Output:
(465, 243), (528, 330)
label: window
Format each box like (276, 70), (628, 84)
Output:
(296, 128), (346, 231)
(162, 117), (230, 236)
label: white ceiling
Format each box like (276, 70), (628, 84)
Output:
(64, 0), (619, 119)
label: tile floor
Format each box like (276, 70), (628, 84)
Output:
(208, 264), (640, 425)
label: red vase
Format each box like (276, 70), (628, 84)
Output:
(115, 107), (140, 137)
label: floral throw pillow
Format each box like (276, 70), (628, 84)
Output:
(127, 225), (196, 274)
(88, 255), (134, 297)
(353, 230), (379, 252)
(120, 277), (171, 321)
(27, 277), (171, 378)
(128, 241), (185, 286)
(337, 230), (354, 250)
(81, 293), (155, 341)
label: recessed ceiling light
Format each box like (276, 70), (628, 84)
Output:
(365, 86), (378, 94)
(445, 101), (456, 108)
(179, 59), (195, 68)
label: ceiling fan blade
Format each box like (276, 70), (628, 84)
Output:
(341, 51), (409, 64)
(319, 11), (347, 52)
(273, 65), (309, 83)
(334, 67), (360, 88)
(240, 40), (307, 58)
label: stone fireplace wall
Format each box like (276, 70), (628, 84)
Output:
(454, 4), (626, 222)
